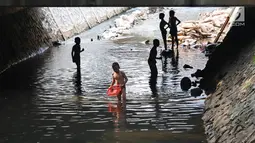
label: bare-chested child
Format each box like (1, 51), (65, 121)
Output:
(159, 13), (170, 50)
(169, 10), (181, 49)
(71, 37), (84, 71)
(109, 62), (128, 101)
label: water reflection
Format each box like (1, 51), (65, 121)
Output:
(73, 69), (82, 95)
(0, 8), (212, 143)
(171, 48), (179, 69)
(171, 48), (180, 92)
(108, 100), (127, 132)
(149, 74), (158, 98)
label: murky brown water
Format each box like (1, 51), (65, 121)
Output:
(0, 7), (220, 143)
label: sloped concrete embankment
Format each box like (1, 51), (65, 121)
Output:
(202, 7), (255, 143)
(0, 7), (128, 74)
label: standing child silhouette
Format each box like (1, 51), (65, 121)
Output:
(71, 37), (84, 71)
(169, 10), (181, 49)
(159, 13), (170, 51)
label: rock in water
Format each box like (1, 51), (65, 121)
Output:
(183, 64), (193, 69)
(191, 81), (197, 87)
(191, 69), (203, 78)
(191, 88), (203, 98)
(180, 77), (192, 91)
(145, 40), (150, 45)
(52, 41), (61, 46)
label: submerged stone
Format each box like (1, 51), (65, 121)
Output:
(180, 77), (192, 91)
(191, 88), (203, 98)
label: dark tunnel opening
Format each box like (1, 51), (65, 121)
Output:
(0, 6), (255, 143)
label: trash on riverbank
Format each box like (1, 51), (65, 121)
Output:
(169, 8), (233, 48)
(101, 8), (149, 40)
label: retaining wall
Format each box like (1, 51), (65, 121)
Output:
(202, 7), (255, 143)
(0, 7), (129, 73)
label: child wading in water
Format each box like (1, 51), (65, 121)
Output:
(109, 62), (128, 101)
(168, 10), (181, 49)
(159, 13), (170, 51)
(148, 39), (162, 76)
(71, 37), (84, 71)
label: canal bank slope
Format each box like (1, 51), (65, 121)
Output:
(202, 7), (255, 143)
(0, 7), (129, 74)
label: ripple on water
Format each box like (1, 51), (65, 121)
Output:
(0, 7), (216, 143)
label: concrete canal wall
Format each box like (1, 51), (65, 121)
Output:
(0, 7), (129, 73)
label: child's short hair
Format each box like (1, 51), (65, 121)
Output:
(153, 39), (160, 46)
(159, 13), (165, 19)
(112, 62), (120, 68)
(169, 10), (175, 15)
(75, 37), (81, 44)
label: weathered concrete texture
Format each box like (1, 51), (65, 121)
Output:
(0, 8), (51, 73)
(40, 7), (64, 42)
(0, 7), (129, 73)
(2, 0), (254, 6)
(202, 7), (255, 143)
(45, 7), (128, 40)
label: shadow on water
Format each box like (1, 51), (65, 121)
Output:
(171, 48), (179, 68)
(108, 100), (127, 133)
(160, 48), (180, 92)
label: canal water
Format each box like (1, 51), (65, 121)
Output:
(0, 7), (219, 143)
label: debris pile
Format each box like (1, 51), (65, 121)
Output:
(101, 8), (149, 39)
(169, 8), (233, 48)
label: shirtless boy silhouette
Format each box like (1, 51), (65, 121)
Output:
(148, 39), (162, 76)
(169, 10), (181, 49)
(159, 13), (170, 50)
(71, 37), (84, 71)
(109, 62), (128, 101)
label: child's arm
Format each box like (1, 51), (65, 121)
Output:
(164, 21), (170, 30)
(122, 72), (128, 86)
(176, 17), (181, 26)
(109, 74), (115, 88)
(155, 51), (162, 59)
(168, 18), (171, 28)
(71, 46), (75, 62)
(80, 46), (84, 53)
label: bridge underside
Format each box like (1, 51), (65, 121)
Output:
(0, 0), (254, 6)
(0, 5), (255, 143)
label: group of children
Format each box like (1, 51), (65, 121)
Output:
(71, 37), (128, 101)
(71, 10), (181, 101)
(148, 10), (181, 79)
(159, 10), (181, 50)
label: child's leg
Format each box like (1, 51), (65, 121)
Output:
(162, 32), (167, 50)
(175, 35), (179, 48)
(117, 94), (121, 101)
(171, 35), (175, 50)
(117, 89), (122, 101)
(76, 59), (81, 70)
(122, 87), (126, 101)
